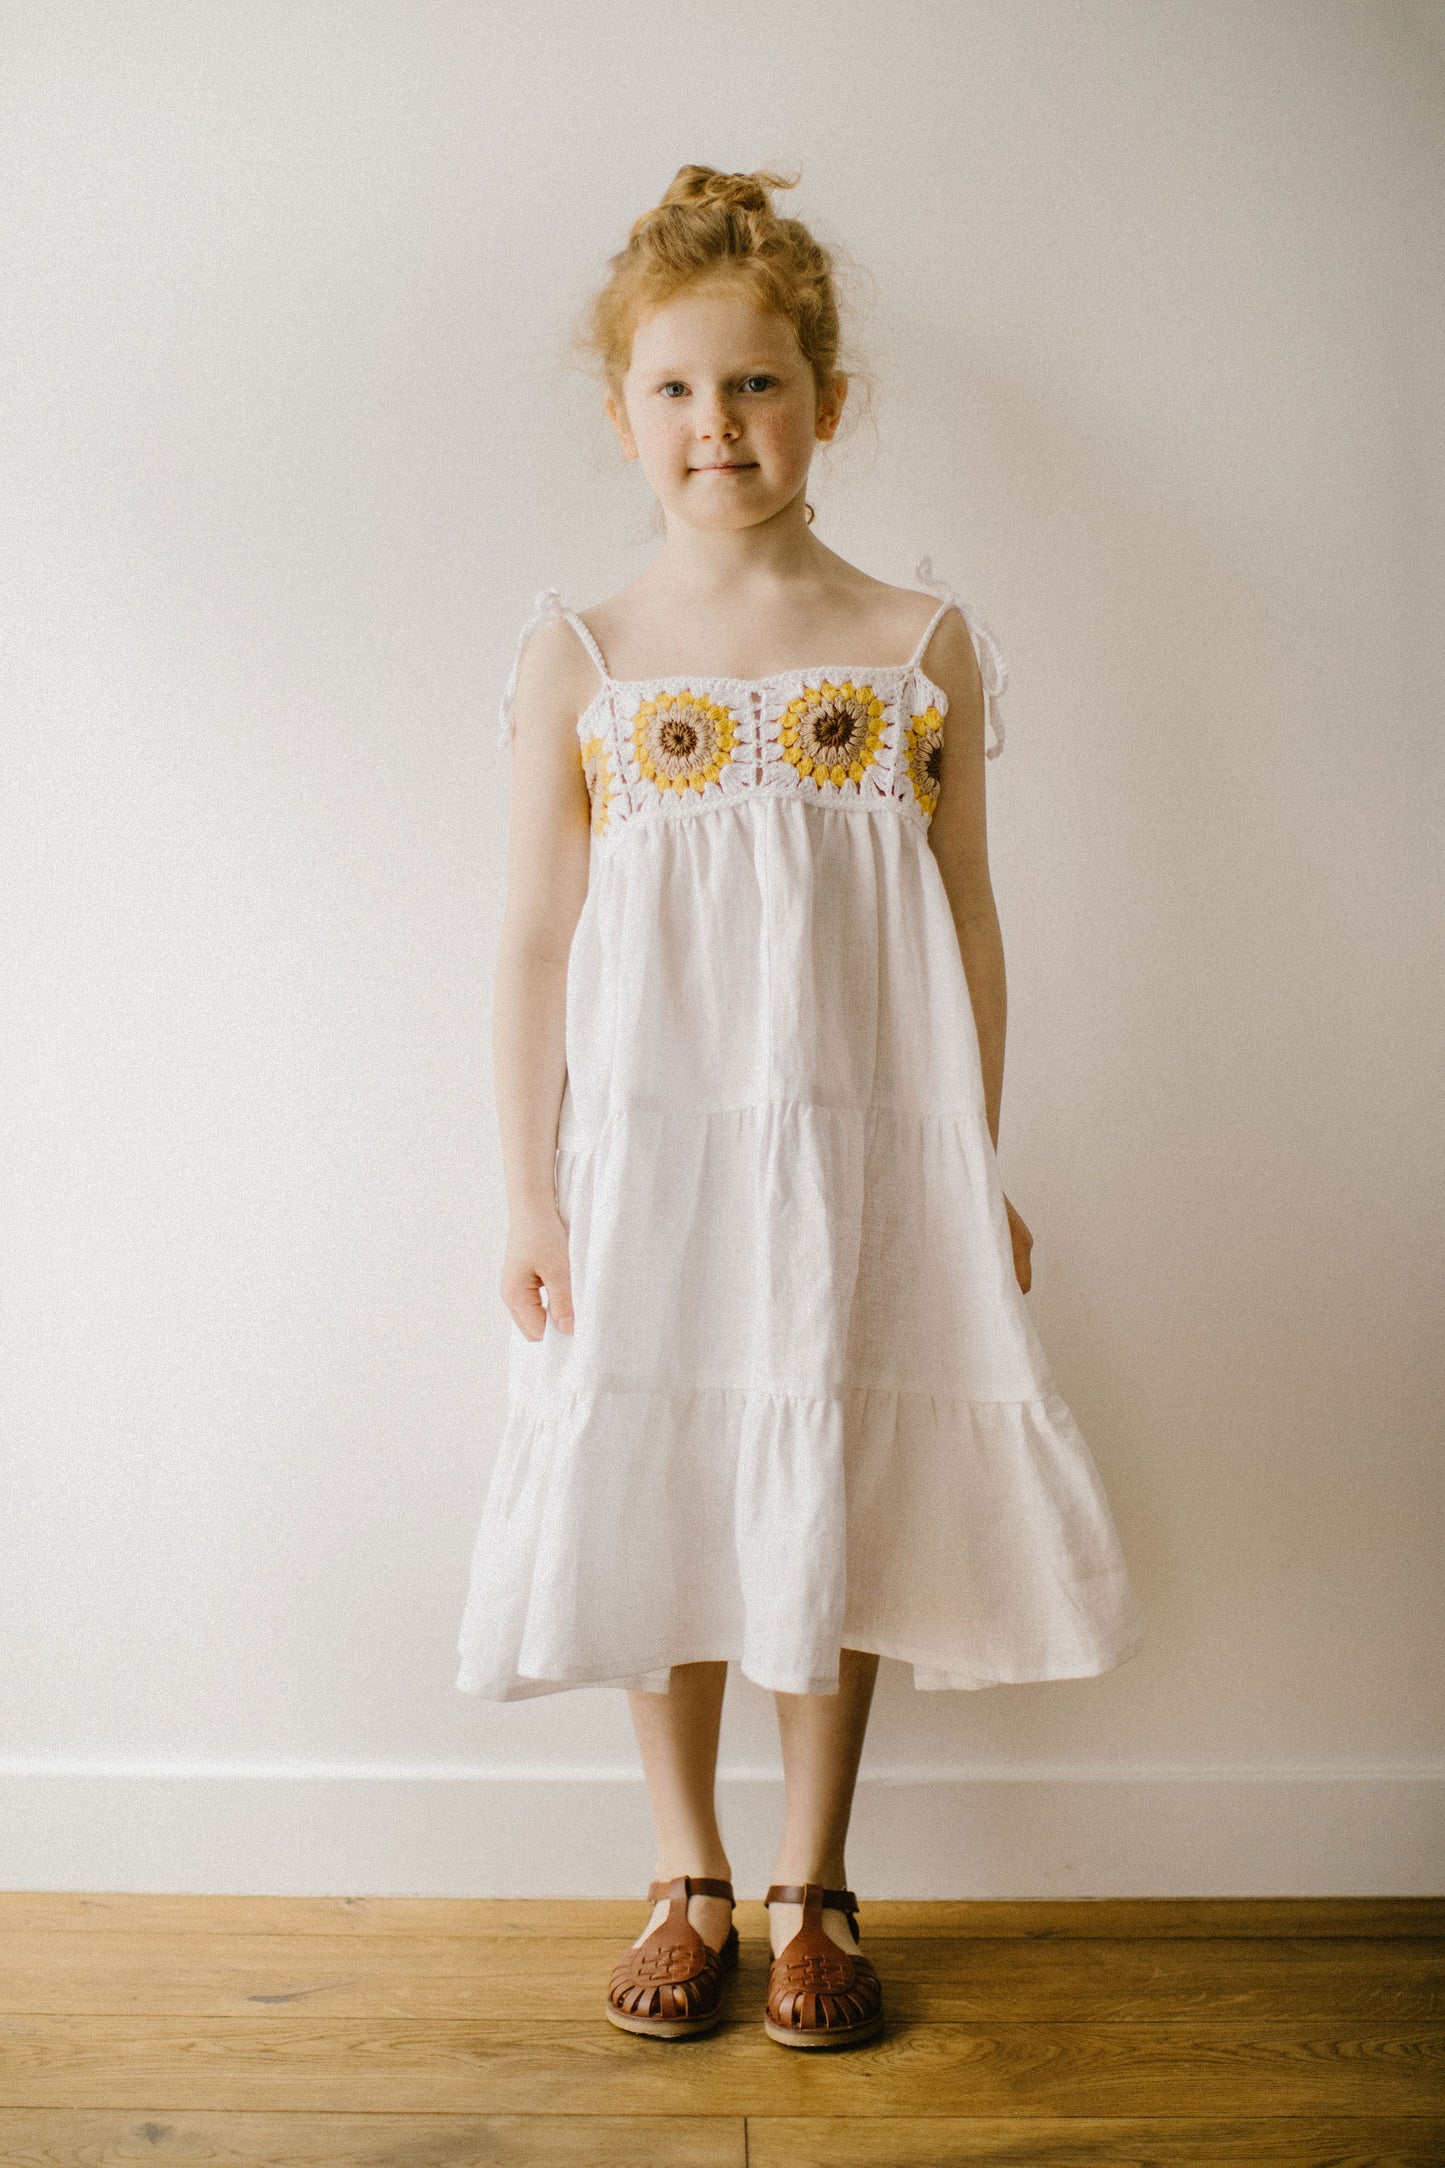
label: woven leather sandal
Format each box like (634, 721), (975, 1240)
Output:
(604, 1873), (739, 2038)
(763, 1882), (885, 2048)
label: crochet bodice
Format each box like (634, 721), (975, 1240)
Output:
(497, 557), (1008, 852)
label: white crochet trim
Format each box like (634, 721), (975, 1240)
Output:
(913, 555), (1008, 760)
(499, 566), (1008, 761)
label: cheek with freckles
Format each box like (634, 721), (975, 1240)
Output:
(759, 414), (815, 473)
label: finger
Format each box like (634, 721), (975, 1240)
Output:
(503, 1273), (548, 1342)
(545, 1264), (575, 1332)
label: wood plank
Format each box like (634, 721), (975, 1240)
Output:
(0, 1930), (1438, 2021)
(0, 2112), (1441, 2168)
(0, 2110), (747, 2165)
(2, 1892), (1440, 1939)
(746, 2120), (1445, 2167)
(1, 2015), (1441, 2115)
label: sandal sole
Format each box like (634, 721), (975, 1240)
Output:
(606, 2002), (727, 2038)
(763, 2007), (885, 2048)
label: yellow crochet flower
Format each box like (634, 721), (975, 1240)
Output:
(580, 733), (616, 835)
(903, 704), (946, 817)
(631, 689), (740, 794)
(778, 681), (886, 788)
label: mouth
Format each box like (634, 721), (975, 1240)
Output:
(690, 462), (756, 473)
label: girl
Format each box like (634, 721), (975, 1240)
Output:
(457, 165), (1143, 2049)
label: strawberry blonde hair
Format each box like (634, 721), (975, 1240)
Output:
(573, 164), (876, 484)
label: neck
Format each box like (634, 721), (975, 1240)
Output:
(653, 494), (831, 598)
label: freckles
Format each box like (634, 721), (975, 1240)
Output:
(769, 424), (813, 464)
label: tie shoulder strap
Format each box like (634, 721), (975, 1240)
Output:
(497, 590), (613, 754)
(912, 555), (1009, 760)
(498, 588), (564, 754)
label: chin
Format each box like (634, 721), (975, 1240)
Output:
(675, 485), (785, 522)
(686, 511), (775, 533)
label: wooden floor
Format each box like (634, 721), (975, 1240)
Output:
(0, 1895), (1440, 2164)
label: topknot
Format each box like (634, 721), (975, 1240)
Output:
(643, 164), (791, 225)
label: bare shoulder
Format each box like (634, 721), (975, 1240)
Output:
(914, 599), (983, 717)
(886, 577), (952, 655)
(511, 611), (606, 743)
(571, 570), (655, 668)
(831, 562), (949, 660)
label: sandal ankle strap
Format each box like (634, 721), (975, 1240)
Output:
(764, 1882), (858, 1914)
(764, 1882), (862, 1946)
(647, 1873), (735, 1903)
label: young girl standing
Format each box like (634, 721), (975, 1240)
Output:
(458, 165), (1143, 2049)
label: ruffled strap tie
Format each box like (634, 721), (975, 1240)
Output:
(913, 555), (1008, 760)
(497, 587), (566, 754)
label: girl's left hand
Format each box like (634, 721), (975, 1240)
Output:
(1003, 1192), (1033, 1293)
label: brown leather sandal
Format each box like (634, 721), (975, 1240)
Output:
(605, 1873), (739, 2038)
(763, 1882), (885, 2048)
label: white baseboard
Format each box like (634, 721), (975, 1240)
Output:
(1, 1762), (1440, 1896)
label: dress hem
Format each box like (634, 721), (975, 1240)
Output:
(455, 1627), (1146, 1703)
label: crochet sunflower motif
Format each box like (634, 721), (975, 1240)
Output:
(580, 732), (616, 835)
(902, 704), (946, 818)
(632, 689), (740, 795)
(778, 682), (886, 789)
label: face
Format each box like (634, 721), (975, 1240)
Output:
(605, 278), (846, 533)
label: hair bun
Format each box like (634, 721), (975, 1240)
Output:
(660, 164), (798, 218)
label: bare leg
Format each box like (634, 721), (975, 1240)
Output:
(767, 1646), (880, 1957)
(625, 1659), (734, 1953)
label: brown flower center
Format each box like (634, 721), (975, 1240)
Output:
(805, 697), (869, 762)
(658, 715), (700, 760)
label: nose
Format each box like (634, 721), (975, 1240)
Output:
(696, 392), (739, 442)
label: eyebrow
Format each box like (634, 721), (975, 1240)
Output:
(643, 363), (782, 382)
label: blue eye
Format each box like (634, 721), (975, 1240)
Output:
(656, 376), (775, 397)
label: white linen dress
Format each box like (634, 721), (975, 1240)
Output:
(456, 558), (1144, 1699)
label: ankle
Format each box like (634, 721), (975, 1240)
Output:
(769, 1866), (848, 1891)
(653, 1861), (733, 1888)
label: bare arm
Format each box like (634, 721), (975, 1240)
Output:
(493, 616), (597, 1335)
(919, 606), (1033, 1292)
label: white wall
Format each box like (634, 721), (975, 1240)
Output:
(1, 0), (1441, 1897)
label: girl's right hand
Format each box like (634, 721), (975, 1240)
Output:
(1003, 1192), (1033, 1295)
(501, 1204), (575, 1340)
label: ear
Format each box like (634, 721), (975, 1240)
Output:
(605, 391), (638, 461)
(815, 371), (848, 444)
